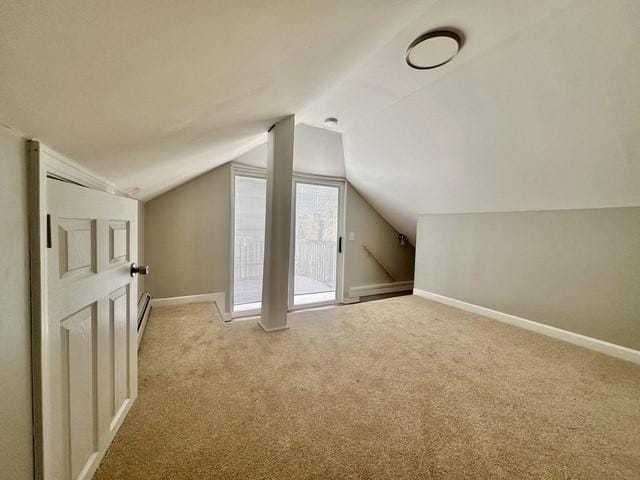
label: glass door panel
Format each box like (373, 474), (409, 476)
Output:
(292, 182), (341, 306)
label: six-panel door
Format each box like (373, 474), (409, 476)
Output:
(46, 179), (138, 480)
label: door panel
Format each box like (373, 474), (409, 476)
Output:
(44, 178), (138, 480)
(108, 221), (129, 266)
(57, 219), (97, 279)
(109, 286), (129, 429)
(289, 180), (344, 308)
(60, 304), (98, 480)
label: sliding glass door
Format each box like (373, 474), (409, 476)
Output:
(231, 168), (344, 316)
(232, 174), (267, 314)
(289, 179), (344, 308)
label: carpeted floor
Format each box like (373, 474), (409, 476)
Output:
(95, 295), (640, 479)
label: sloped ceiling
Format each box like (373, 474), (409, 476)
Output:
(303, 0), (640, 241)
(1, 1), (639, 242)
(235, 124), (346, 178)
(0, 0), (431, 200)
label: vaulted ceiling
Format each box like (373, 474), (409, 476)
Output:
(1, 0), (638, 241)
(0, 0), (430, 198)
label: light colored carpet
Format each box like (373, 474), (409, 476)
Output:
(95, 295), (640, 479)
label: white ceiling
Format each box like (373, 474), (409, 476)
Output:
(0, 0), (429, 200)
(1, 0), (638, 242)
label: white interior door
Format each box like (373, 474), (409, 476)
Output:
(43, 178), (138, 479)
(289, 179), (344, 309)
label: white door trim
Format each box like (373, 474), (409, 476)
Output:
(28, 141), (133, 479)
(33, 142), (123, 195)
(413, 288), (640, 365)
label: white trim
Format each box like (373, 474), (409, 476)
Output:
(289, 298), (337, 311)
(349, 281), (414, 298)
(37, 142), (123, 195)
(341, 296), (360, 304)
(232, 161), (349, 184)
(413, 288), (640, 365)
(257, 321), (289, 333)
(337, 178), (347, 305)
(232, 307), (262, 319)
(150, 293), (231, 321)
(28, 141), (46, 479)
(231, 162), (268, 177)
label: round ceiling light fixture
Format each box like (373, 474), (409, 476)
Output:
(405, 29), (462, 70)
(324, 117), (338, 127)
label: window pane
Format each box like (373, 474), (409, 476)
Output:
(233, 175), (266, 311)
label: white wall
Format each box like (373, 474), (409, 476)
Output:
(0, 127), (33, 479)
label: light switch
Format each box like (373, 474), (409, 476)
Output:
(348, 232), (355, 241)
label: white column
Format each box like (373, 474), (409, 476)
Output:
(259, 115), (295, 332)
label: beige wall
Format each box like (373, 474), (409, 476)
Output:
(137, 200), (145, 297)
(144, 163), (231, 308)
(0, 128), (33, 479)
(415, 208), (640, 350)
(144, 163), (413, 310)
(344, 184), (415, 297)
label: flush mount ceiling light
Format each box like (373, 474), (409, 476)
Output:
(324, 117), (338, 127)
(405, 30), (462, 70)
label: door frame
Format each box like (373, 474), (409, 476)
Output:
(27, 141), (128, 479)
(288, 174), (346, 311)
(229, 164), (347, 317)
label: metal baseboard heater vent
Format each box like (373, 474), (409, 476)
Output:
(137, 292), (152, 348)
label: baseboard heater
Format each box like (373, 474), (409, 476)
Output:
(137, 292), (152, 349)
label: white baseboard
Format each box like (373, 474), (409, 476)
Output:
(413, 288), (640, 365)
(341, 296), (360, 304)
(257, 321), (289, 333)
(349, 281), (414, 299)
(150, 293), (231, 321)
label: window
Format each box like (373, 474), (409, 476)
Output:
(232, 174), (267, 313)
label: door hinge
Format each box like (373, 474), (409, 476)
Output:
(46, 214), (52, 248)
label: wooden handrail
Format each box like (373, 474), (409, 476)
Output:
(361, 243), (395, 282)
